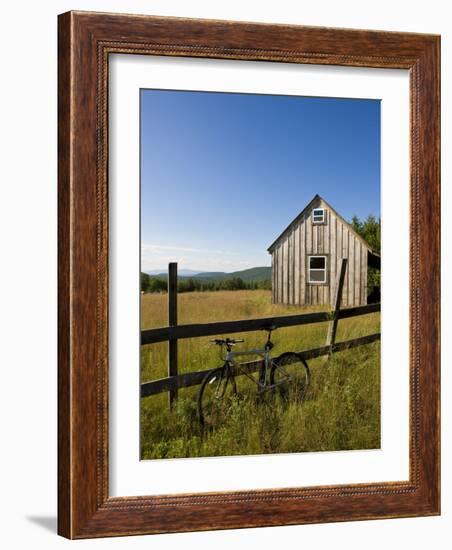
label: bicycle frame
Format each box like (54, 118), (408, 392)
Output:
(198, 335), (309, 428)
(223, 347), (274, 389)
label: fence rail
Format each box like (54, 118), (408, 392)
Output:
(141, 303), (380, 345)
(140, 332), (380, 398)
(140, 259), (381, 405)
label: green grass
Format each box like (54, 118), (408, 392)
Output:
(140, 290), (380, 459)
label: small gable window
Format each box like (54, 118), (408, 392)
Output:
(308, 255), (327, 284)
(312, 208), (325, 224)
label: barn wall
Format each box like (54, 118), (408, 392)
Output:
(270, 199), (369, 307)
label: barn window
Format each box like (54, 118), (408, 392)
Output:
(312, 208), (325, 223)
(308, 255), (327, 283)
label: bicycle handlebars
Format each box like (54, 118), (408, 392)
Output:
(210, 338), (245, 346)
(209, 326), (278, 347)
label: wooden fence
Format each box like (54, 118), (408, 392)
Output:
(141, 259), (381, 406)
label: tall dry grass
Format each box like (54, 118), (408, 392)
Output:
(140, 290), (380, 459)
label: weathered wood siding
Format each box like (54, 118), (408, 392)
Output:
(270, 198), (369, 307)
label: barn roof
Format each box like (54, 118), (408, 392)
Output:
(267, 194), (380, 261)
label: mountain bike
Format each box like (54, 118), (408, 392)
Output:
(197, 327), (310, 428)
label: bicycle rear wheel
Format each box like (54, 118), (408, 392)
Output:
(270, 352), (310, 402)
(197, 366), (237, 429)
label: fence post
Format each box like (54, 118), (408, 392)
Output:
(168, 262), (178, 407)
(326, 258), (347, 355)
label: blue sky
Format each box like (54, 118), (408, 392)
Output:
(141, 89), (380, 273)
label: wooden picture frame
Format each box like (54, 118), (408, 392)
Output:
(58, 11), (440, 538)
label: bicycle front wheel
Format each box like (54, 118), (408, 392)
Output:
(197, 366), (237, 429)
(270, 352), (310, 403)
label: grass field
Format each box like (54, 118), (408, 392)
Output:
(140, 290), (380, 459)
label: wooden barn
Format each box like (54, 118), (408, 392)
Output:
(267, 195), (380, 307)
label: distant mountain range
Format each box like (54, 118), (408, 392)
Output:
(146, 268), (202, 276)
(144, 266), (271, 282)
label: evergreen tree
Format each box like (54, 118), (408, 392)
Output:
(351, 214), (381, 301)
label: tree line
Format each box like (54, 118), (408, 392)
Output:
(351, 214), (381, 302)
(141, 273), (271, 294)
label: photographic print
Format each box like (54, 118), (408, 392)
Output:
(58, 13), (440, 536)
(140, 89), (381, 460)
